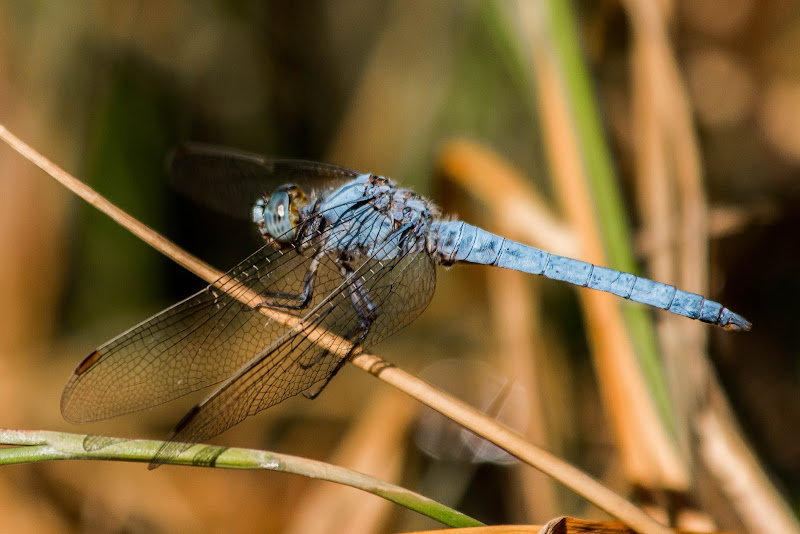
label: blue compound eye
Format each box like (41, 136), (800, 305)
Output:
(264, 191), (295, 241)
(252, 198), (266, 226)
(259, 184), (308, 243)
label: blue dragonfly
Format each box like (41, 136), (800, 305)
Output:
(61, 144), (750, 465)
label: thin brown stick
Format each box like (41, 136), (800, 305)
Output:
(621, 4), (800, 534)
(626, 0), (694, 492)
(515, 0), (686, 495)
(0, 123), (671, 534)
(436, 139), (579, 258)
(438, 138), (564, 519)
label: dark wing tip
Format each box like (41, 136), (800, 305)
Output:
(166, 144), (188, 173)
(167, 142), (210, 175)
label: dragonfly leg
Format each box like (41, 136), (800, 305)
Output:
(301, 259), (379, 399)
(339, 260), (379, 337)
(247, 250), (323, 312)
(301, 318), (372, 400)
(301, 356), (347, 400)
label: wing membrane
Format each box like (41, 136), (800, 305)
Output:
(153, 228), (436, 464)
(61, 196), (365, 422)
(169, 143), (359, 219)
(61, 240), (318, 422)
(61, 192), (433, 426)
(62, 172), (438, 468)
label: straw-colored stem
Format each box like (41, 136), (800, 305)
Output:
(515, 0), (686, 493)
(0, 123), (671, 534)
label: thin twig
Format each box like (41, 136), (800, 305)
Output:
(515, 0), (685, 496)
(0, 123), (669, 534)
(622, 4), (800, 533)
(436, 139), (579, 258)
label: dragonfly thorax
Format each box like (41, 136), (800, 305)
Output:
(253, 183), (309, 244)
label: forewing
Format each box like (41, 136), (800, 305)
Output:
(61, 237), (323, 423)
(169, 143), (359, 219)
(152, 222), (437, 465)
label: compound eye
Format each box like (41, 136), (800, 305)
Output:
(252, 198), (266, 226)
(263, 191), (296, 242)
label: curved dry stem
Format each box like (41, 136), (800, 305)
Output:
(436, 139), (579, 258)
(0, 123), (672, 534)
(622, 4), (800, 533)
(513, 0), (686, 493)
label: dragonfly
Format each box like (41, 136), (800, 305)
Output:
(61, 144), (751, 467)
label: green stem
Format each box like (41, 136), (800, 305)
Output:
(0, 429), (483, 529)
(545, 0), (675, 434)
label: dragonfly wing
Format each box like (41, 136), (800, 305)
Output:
(151, 224), (437, 465)
(61, 186), (380, 423)
(169, 143), (359, 219)
(61, 233), (327, 423)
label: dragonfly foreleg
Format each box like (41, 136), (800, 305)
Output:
(300, 259), (379, 400)
(247, 249), (323, 312)
(301, 354), (348, 400)
(340, 260), (379, 339)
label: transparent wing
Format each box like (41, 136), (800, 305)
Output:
(152, 222), (437, 465)
(61, 240), (320, 423)
(169, 143), (359, 219)
(61, 196), (366, 423)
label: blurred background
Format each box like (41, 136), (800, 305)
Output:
(1, 1), (799, 532)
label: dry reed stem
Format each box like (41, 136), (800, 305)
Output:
(489, 267), (560, 521)
(625, 0), (695, 490)
(707, 203), (777, 238)
(697, 392), (800, 534)
(407, 515), (720, 534)
(325, 1), (463, 173)
(436, 140), (579, 258)
(437, 139), (561, 519)
(622, 4), (800, 533)
(0, 123), (673, 534)
(515, 0), (686, 493)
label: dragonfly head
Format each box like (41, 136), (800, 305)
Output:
(253, 184), (309, 244)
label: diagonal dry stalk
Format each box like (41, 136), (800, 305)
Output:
(622, 4), (800, 533)
(516, 0), (687, 490)
(438, 139), (564, 520)
(0, 124), (674, 534)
